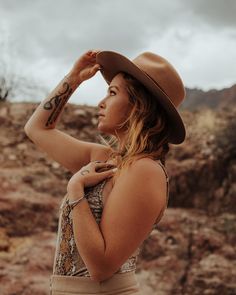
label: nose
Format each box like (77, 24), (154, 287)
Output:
(98, 98), (106, 109)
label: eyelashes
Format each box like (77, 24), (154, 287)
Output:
(105, 90), (116, 99)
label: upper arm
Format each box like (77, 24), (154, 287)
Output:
(24, 127), (110, 173)
(100, 158), (167, 276)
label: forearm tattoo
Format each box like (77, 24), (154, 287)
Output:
(44, 82), (73, 127)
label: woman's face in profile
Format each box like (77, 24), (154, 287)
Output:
(97, 73), (133, 136)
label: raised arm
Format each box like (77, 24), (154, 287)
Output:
(24, 50), (108, 173)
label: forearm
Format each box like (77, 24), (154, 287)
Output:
(24, 70), (82, 133)
(69, 188), (111, 281)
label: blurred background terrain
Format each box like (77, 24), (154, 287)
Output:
(0, 83), (236, 294)
(1, 0), (236, 294)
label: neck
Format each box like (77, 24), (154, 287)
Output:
(114, 130), (128, 153)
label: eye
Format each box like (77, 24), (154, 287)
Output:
(110, 90), (116, 95)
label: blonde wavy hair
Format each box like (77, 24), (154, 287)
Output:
(98, 71), (171, 178)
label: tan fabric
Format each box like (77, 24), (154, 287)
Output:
(49, 271), (141, 295)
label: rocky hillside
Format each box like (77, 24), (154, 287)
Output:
(0, 101), (235, 295)
(181, 84), (236, 111)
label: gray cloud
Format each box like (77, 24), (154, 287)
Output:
(181, 0), (236, 28)
(0, 0), (236, 105)
(2, 0), (235, 60)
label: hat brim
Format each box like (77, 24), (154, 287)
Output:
(96, 50), (186, 144)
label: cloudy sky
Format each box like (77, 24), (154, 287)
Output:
(0, 0), (236, 106)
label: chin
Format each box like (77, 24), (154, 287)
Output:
(97, 124), (111, 134)
(97, 124), (117, 137)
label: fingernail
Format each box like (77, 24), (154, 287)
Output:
(112, 168), (118, 172)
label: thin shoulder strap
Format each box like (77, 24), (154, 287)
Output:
(157, 160), (169, 180)
(156, 160), (170, 208)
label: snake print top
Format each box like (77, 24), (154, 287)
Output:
(52, 160), (169, 277)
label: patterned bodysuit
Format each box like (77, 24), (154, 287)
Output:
(52, 160), (169, 276)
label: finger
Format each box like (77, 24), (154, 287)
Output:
(103, 167), (118, 175)
(98, 168), (118, 179)
(97, 64), (102, 70)
(94, 162), (116, 168)
(95, 164), (116, 173)
(91, 49), (101, 55)
(92, 64), (101, 72)
(91, 161), (104, 166)
(87, 51), (99, 59)
(85, 51), (97, 60)
(86, 50), (93, 56)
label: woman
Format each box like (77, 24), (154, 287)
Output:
(24, 49), (186, 294)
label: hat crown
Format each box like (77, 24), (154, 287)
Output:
(133, 52), (186, 107)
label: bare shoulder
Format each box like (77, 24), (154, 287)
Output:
(119, 157), (167, 184)
(112, 157), (167, 207)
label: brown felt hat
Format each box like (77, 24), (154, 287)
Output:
(96, 50), (186, 145)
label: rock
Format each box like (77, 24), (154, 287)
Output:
(214, 187), (224, 199)
(0, 232), (55, 295)
(136, 209), (236, 295)
(51, 161), (60, 169)
(229, 164), (236, 181)
(91, 117), (98, 125)
(17, 143), (28, 150)
(0, 102), (235, 294)
(8, 154), (17, 161)
(184, 254), (236, 294)
(73, 109), (87, 116)
(0, 228), (10, 251)
(0, 106), (8, 117)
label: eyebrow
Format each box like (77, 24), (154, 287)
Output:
(108, 85), (119, 91)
